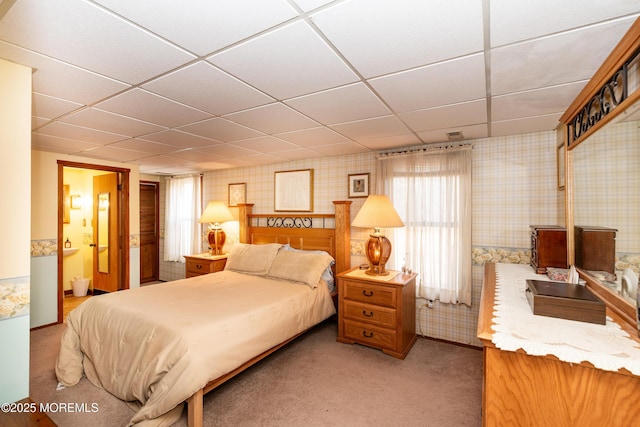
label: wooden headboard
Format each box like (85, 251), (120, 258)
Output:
(237, 201), (352, 274)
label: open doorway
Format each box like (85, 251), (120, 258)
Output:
(57, 160), (130, 323)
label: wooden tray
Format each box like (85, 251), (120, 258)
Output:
(525, 280), (606, 324)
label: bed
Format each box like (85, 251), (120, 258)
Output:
(55, 201), (352, 427)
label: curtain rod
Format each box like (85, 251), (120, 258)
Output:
(376, 143), (473, 159)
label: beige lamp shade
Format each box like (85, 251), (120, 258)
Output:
(199, 201), (234, 255)
(352, 195), (404, 230)
(352, 195), (404, 276)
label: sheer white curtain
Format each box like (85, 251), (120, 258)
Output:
(164, 175), (202, 262)
(377, 146), (472, 305)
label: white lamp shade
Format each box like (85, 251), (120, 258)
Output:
(199, 201), (234, 224)
(352, 195), (404, 229)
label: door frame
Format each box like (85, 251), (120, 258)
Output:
(57, 160), (130, 323)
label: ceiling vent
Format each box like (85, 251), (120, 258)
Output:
(446, 131), (464, 141)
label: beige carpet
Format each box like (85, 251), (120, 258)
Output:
(30, 320), (482, 426)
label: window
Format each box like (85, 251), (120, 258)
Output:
(164, 175), (202, 262)
(378, 147), (472, 305)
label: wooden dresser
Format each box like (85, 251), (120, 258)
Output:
(183, 254), (227, 278)
(336, 268), (417, 359)
(478, 263), (640, 426)
(530, 225), (567, 273)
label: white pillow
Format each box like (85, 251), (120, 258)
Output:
(266, 249), (335, 288)
(283, 245), (335, 289)
(224, 243), (283, 275)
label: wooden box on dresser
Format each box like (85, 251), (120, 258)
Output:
(183, 254), (227, 278)
(574, 226), (617, 274)
(336, 268), (417, 359)
(530, 225), (567, 273)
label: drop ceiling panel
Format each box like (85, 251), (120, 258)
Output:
(138, 129), (220, 148)
(229, 136), (301, 153)
(490, 0), (640, 47)
(178, 118), (264, 142)
(491, 82), (585, 122)
(32, 93), (83, 121)
(94, 0), (297, 56)
(111, 138), (186, 155)
(311, 0), (484, 78)
(0, 41), (130, 105)
(369, 54), (487, 113)
(209, 21), (358, 99)
(142, 61), (274, 115)
(95, 89), (211, 127)
(357, 133), (421, 150)
(310, 141), (370, 156)
(273, 148), (325, 161)
(285, 83), (391, 124)
(224, 103), (318, 134)
(31, 133), (101, 153)
(0, 0), (195, 84)
(81, 145), (149, 162)
(61, 108), (165, 137)
(492, 18), (636, 96)
(196, 143), (259, 158)
(274, 127), (350, 147)
(292, 0), (334, 13)
(330, 116), (413, 141)
(399, 100), (487, 133)
(491, 114), (562, 137)
(36, 122), (128, 145)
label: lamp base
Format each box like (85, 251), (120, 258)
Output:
(364, 234), (392, 276)
(207, 228), (226, 255)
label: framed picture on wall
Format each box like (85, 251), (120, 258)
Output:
(348, 173), (369, 198)
(274, 169), (314, 212)
(557, 142), (565, 190)
(228, 182), (246, 207)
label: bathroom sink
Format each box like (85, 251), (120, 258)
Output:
(63, 247), (79, 256)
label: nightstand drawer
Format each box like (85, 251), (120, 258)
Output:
(343, 320), (396, 351)
(184, 255), (227, 278)
(342, 280), (397, 308)
(343, 300), (396, 329)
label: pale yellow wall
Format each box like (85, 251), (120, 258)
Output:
(0, 58), (31, 404)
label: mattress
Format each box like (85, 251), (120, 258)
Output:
(55, 270), (336, 426)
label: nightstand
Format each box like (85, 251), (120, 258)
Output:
(183, 253), (227, 278)
(336, 268), (417, 359)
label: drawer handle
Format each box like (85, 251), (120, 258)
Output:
(362, 290), (374, 297)
(362, 331), (374, 338)
(362, 310), (374, 317)
(196, 264), (202, 269)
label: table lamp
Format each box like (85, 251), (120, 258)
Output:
(351, 195), (404, 276)
(199, 201), (234, 255)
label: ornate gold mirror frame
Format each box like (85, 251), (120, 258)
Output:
(559, 18), (640, 329)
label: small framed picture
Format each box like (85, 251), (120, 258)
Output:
(228, 182), (246, 207)
(348, 173), (369, 198)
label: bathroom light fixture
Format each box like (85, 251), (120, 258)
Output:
(351, 195), (404, 276)
(199, 201), (234, 255)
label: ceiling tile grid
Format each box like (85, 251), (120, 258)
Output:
(0, 0), (637, 174)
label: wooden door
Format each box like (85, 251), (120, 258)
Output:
(93, 173), (119, 292)
(140, 181), (159, 283)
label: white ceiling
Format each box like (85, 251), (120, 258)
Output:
(1, 0), (638, 175)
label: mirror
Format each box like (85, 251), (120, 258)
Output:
(97, 192), (110, 273)
(572, 108), (640, 306)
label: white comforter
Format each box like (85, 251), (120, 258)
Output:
(55, 270), (336, 426)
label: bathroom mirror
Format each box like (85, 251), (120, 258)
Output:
(97, 192), (110, 273)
